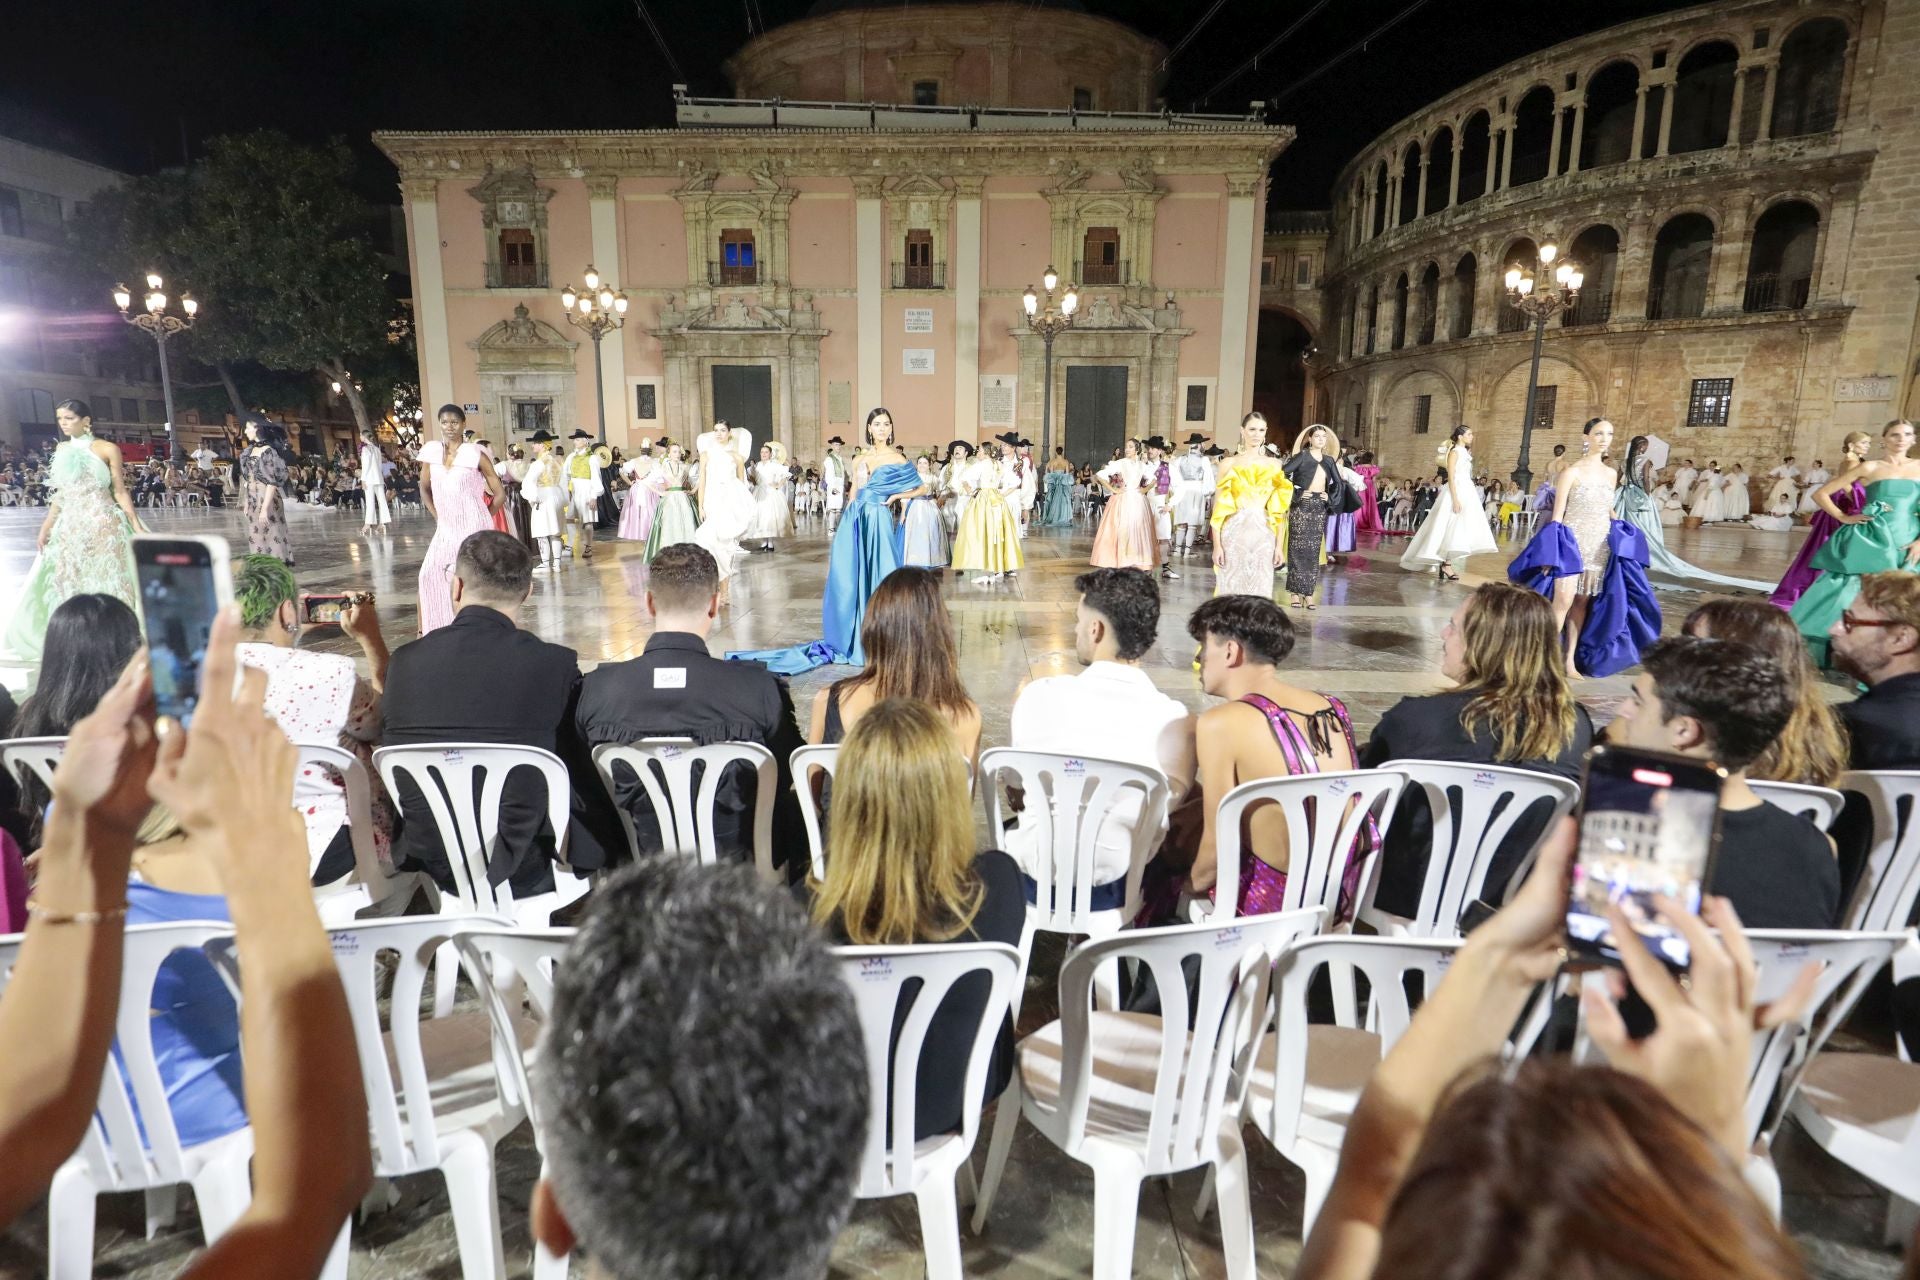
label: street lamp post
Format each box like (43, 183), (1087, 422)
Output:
(560, 266), (629, 445)
(1502, 242), (1583, 494)
(1022, 266), (1079, 460)
(113, 273), (198, 465)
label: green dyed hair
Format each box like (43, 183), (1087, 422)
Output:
(235, 554), (297, 630)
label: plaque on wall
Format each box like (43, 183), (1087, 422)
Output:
(1185, 386), (1208, 421)
(1835, 376), (1895, 402)
(980, 376), (1016, 427)
(635, 385), (657, 420)
(827, 381), (852, 423)
(498, 200), (531, 224)
(904, 308), (934, 334)
(904, 349), (935, 375)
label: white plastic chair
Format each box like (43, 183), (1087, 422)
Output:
(835, 941), (1020, 1280)
(38, 922), (254, 1280)
(789, 743), (840, 881)
(1357, 760), (1578, 938)
(0, 734), (66, 795)
(1748, 779), (1845, 832)
(972, 907), (1324, 1280)
(1196, 769), (1405, 927)
(980, 749), (1171, 1019)
(1833, 771), (1920, 936)
(300, 742), (421, 926)
(592, 740), (779, 885)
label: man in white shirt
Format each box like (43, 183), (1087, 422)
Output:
(822, 437), (847, 533)
(190, 444), (217, 473)
(1003, 567), (1195, 901)
(360, 437), (392, 528)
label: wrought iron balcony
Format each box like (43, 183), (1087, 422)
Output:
(1562, 289), (1615, 327)
(708, 261), (760, 287)
(486, 261), (549, 289)
(891, 261), (946, 289)
(1074, 258), (1129, 287)
(1742, 273), (1812, 313)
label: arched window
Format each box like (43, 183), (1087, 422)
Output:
(1392, 272), (1410, 349)
(1424, 127), (1455, 214)
(1743, 200), (1820, 311)
(1498, 237), (1538, 333)
(1417, 262), (1441, 344)
(1372, 162), (1389, 238)
(1670, 42), (1739, 153)
(1457, 112), (1492, 202)
(1398, 143), (1421, 226)
(1563, 224), (1621, 326)
(1509, 87), (1557, 186)
(1580, 62), (1641, 169)
(1772, 18), (1849, 138)
(1450, 253), (1477, 341)
(1649, 213), (1715, 318)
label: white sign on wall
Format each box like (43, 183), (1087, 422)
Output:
(903, 349), (936, 375)
(981, 375), (1017, 427)
(1836, 376), (1895, 402)
(904, 308), (934, 334)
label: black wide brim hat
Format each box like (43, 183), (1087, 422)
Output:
(529, 430), (558, 443)
(827, 437), (845, 445)
(1186, 432), (1207, 445)
(568, 429), (594, 441)
(994, 431), (1020, 446)
(946, 439), (975, 455)
(1144, 436), (1169, 451)
(1204, 445), (1226, 457)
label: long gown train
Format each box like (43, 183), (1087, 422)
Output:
(1615, 461), (1772, 594)
(4, 435), (137, 666)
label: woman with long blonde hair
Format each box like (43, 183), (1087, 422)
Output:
(1684, 598), (1848, 786)
(1361, 581), (1595, 916)
(811, 698), (1024, 1138)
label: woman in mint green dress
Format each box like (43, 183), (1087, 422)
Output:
(5, 399), (148, 667)
(1792, 417), (1920, 664)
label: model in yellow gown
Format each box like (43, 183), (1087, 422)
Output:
(1210, 421), (1294, 598)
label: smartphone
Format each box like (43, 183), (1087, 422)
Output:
(1565, 744), (1726, 970)
(132, 535), (233, 726)
(300, 592), (358, 626)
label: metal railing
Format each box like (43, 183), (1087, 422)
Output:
(1647, 284), (1706, 321)
(890, 262), (945, 289)
(708, 261), (760, 287)
(1415, 302), (1437, 346)
(486, 262), (549, 289)
(1742, 273), (1811, 313)
(672, 89), (1265, 132)
(1075, 257), (1129, 286)
(1562, 289), (1615, 327)
(1497, 299), (1529, 333)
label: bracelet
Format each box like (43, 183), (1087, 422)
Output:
(26, 900), (129, 926)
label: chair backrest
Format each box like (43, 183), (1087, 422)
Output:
(1748, 780), (1845, 833)
(1210, 769), (1406, 923)
(593, 740), (777, 884)
(790, 743), (840, 882)
(454, 927), (576, 1145)
(1052, 907), (1324, 1174)
(1360, 760), (1578, 937)
(1261, 934), (1464, 1153)
(980, 748), (1171, 929)
(0, 735), (65, 795)
(325, 915), (518, 1176)
(1833, 771), (1920, 932)
(833, 942), (1020, 1196)
(373, 743), (572, 916)
(297, 741), (397, 897)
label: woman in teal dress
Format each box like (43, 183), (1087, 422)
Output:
(6, 399), (147, 667)
(1792, 418), (1920, 664)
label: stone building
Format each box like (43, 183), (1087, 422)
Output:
(1314, 0), (1920, 484)
(375, 1), (1287, 462)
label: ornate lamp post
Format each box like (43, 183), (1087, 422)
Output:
(113, 273), (198, 465)
(1503, 242), (1582, 493)
(1022, 266), (1079, 460)
(560, 265), (629, 444)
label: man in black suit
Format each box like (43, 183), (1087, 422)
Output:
(575, 543), (807, 878)
(1829, 571), (1920, 770)
(379, 530), (618, 895)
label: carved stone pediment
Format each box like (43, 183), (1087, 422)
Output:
(687, 297), (784, 331)
(1074, 295), (1160, 330)
(467, 166), (555, 228)
(469, 305), (576, 370)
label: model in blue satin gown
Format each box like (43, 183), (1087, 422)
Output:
(1042, 468), (1075, 526)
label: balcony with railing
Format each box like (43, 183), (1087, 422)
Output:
(708, 261), (760, 287)
(1562, 289), (1615, 327)
(1497, 297), (1529, 333)
(1742, 273), (1811, 313)
(1074, 258), (1130, 287)
(486, 261), (549, 289)
(891, 262), (946, 290)
(1415, 299), (1437, 346)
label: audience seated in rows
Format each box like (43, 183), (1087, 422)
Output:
(1683, 596), (1849, 786)
(9, 593), (140, 848)
(1002, 567), (1194, 905)
(530, 859), (868, 1280)
(809, 697), (1023, 1140)
(1829, 570), (1920, 770)
(1362, 582), (1593, 915)
(576, 542), (806, 875)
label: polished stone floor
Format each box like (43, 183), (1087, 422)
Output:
(0, 500), (1902, 1279)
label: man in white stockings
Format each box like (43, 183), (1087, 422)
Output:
(822, 437), (847, 534)
(1172, 432), (1215, 558)
(360, 436), (392, 529)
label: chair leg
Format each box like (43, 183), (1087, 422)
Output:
(144, 1185), (180, 1239)
(1010, 915), (1039, 1026)
(1086, 1148), (1146, 1280)
(433, 939), (459, 1019)
(441, 1133), (507, 1280)
(1092, 956), (1122, 1014)
(1192, 1164), (1216, 1222)
(1214, 1131), (1257, 1280)
(534, 1238), (572, 1280)
(190, 1153), (255, 1244)
(47, 1163), (97, 1280)
(1298, 1149), (1340, 1240)
(971, 1086), (1024, 1234)
(915, 1173), (965, 1280)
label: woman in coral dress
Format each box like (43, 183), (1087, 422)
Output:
(416, 405), (504, 635)
(1210, 413), (1295, 598)
(1090, 437), (1159, 571)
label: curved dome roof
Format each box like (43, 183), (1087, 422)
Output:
(807, 0), (1084, 13)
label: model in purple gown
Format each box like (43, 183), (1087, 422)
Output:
(1770, 481), (1866, 609)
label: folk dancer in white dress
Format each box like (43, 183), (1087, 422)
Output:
(748, 442), (795, 551)
(1399, 424), (1498, 581)
(692, 421), (757, 595)
(1171, 433), (1215, 558)
(1724, 463), (1752, 521)
(1763, 457), (1802, 516)
(360, 437), (392, 528)
(902, 455), (950, 568)
(822, 437), (848, 533)
(1692, 463), (1732, 523)
(525, 432), (570, 571)
(1798, 460), (1833, 514)
(939, 441), (974, 539)
(1671, 460), (1699, 512)
(1653, 477), (1687, 526)
(564, 429), (606, 560)
(1016, 441), (1039, 536)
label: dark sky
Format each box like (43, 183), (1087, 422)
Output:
(4, 0), (1702, 207)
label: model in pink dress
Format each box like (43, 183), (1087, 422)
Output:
(416, 431), (501, 634)
(1090, 442), (1159, 571)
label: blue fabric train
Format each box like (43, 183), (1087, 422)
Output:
(1507, 518), (1662, 679)
(729, 460), (922, 674)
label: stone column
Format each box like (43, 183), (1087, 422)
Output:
(585, 173), (630, 447)
(1727, 67), (1748, 146)
(1218, 174), (1262, 422)
(1547, 108), (1565, 178)
(1630, 86), (1648, 161)
(853, 175), (885, 416)
(402, 177), (456, 417)
(1707, 191), (1755, 314)
(1492, 123), (1508, 190)
(1472, 247), (1501, 337)
(1388, 174), (1401, 227)
(1567, 100), (1587, 172)
(952, 177), (983, 440)
(1434, 271), (1455, 342)
(1614, 215), (1652, 320)
(1756, 59), (1779, 142)
(1818, 182), (1862, 303)
(1415, 146), (1429, 219)
(1656, 81), (1676, 156)
(1448, 132), (1463, 207)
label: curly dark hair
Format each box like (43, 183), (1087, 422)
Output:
(1074, 568), (1160, 661)
(1639, 636), (1792, 771)
(1186, 593), (1296, 667)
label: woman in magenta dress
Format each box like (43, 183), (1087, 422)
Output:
(1771, 430), (1871, 609)
(416, 405), (505, 635)
(1353, 451), (1384, 536)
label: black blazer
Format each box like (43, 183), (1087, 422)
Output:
(1839, 673), (1920, 771)
(575, 632), (808, 877)
(379, 606), (619, 895)
(1281, 451), (1344, 505)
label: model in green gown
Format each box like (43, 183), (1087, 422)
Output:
(1792, 473), (1920, 664)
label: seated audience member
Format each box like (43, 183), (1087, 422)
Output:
(1295, 818), (1814, 1280)
(808, 566), (982, 766)
(531, 860), (867, 1280)
(1187, 595), (1368, 916)
(811, 698), (1023, 1139)
(1827, 570), (1920, 769)
(11, 593), (142, 847)
(575, 543), (806, 875)
(1607, 636), (1839, 929)
(383, 531), (615, 896)
(1362, 581), (1592, 916)
(1002, 567), (1194, 904)
(1685, 596), (1848, 785)
(231, 554), (395, 880)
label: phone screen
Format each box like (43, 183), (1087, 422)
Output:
(1566, 746), (1725, 970)
(133, 537), (228, 725)
(303, 595), (350, 626)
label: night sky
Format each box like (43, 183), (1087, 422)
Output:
(6, 0), (1702, 207)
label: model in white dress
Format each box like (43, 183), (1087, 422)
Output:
(692, 423), (757, 586)
(747, 446), (794, 548)
(1798, 464), (1832, 513)
(1724, 465), (1752, 520)
(1399, 431), (1498, 578)
(1762, 460), (1801, 515)
(1693, 468), (1732, 523)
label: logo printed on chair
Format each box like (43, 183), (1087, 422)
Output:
(857, 957), (894, 981)
(332, 934), (362, 956)
(441, 749), (465, 763)
(1328, 777), (1351, 795)
(1472, 771), (1496, 788)
(1064, 758), (1086, 776)
(1212, 927), (1244, 950)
